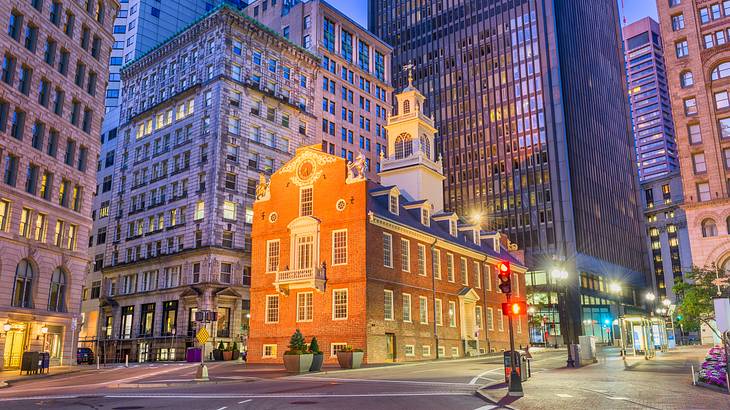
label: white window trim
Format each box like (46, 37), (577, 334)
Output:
(485, 264), (491, 290)
(451, 346), (459, 357)
(383, 232), (393, 268)
(384, 289), (394, 321)
(498, 309), (504, 331)
(448, 300), (457, 327)
(422, 345), (431, 357)
(435, 298), (443, 326)
(296, 291), (313, 322)
(265, 294), (279, 324)
(330, 342), (347, 357)
(461, 256), (468, 286)
(265, 239), (280, 273)
(262, 344), (277, 358)
(446, 253), (455, 282)
(474, 261), (481, 289)
(417, 243), (427, 276)
(402, 293), (412, 322)
(331, 229), (348, 266)
(299, 185), (313, 216)
(487, 307), (494, 331)
(401, 238), (410, 272)
(433, 250), (441, 279)
(419, 295), (428, 324)
(404, 345), (415, 357)
(438, 346), (445, 357)
(332, 288), (348, 320)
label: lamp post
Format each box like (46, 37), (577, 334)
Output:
(551, 268), (574, 367)
(609, 282), (623, 355)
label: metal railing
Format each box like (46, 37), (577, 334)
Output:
(275, 267), (326, 283)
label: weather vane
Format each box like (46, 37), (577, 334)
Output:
(403, 62), (414, 86)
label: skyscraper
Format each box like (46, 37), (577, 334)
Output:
(657, 0), (730, 275)
(370, 0), (648, 342)
(623, 17), (679, 182)
(246, 0), (393, 180)
(0, 0), (117, 370)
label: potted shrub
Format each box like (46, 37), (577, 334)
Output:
(212, 341), (224, 361)
(231, 342), (240, 361)
(336, 346), (364, 369)
(308, 337), (324, 372)
(283, 329), (313, 373)
(222, 343), (233, 361)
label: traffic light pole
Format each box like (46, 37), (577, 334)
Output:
(506, 293), (524, 397)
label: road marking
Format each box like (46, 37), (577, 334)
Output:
(215, 407), (227, 410)
(608, 397), (629, 400)
(556, 393), (573, 398)
(238, 399), (252, 404)
(290, 376), (473, 387)
(469, 367), (503, 385)
(472, 405), (498, 410)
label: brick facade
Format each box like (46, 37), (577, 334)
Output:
(248, 145), (528, 364)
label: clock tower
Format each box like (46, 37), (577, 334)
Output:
(379, 67), (446, 212)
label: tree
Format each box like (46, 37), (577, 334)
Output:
(673, 265), (729, 338)
(309, 336), (321, 354)
(288, 329), (306, 353)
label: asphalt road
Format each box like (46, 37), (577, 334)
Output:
(0, 349), (569, 410)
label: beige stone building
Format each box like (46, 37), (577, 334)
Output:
(657, 1), (730, 273)
(91, 4), (318, 362)
(0, 0), (117, 370)
(246, 0), (393, 180)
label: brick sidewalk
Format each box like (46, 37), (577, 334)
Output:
(478, 346), (728, 410)
(0, 366), (80, 387)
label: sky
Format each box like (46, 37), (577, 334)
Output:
(324, 0), (660, 30)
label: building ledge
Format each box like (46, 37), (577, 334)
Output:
(274, 267), (326, 295)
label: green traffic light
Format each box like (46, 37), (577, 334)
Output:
(676, 315), (683, 321)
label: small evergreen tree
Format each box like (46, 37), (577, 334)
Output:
(309, 337), (321, 354)
(217, 341), (225, 351)
(288, 329), (306, 353)
(231, 341), (239, 352)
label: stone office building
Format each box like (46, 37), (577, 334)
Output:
(0, 0), (117, 370)
(94, 4), (318, 362)
(248, 82), (528, 364)
(246, 0), (393, 180)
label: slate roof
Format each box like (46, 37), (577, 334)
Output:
(365, 181), (523, 266)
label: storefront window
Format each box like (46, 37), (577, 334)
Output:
(217, 307), (230, 338)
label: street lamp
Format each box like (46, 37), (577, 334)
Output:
(2, 322), (11, 333)
(551, 268), (574, 367)
(645, 292), (656, 302)
(662, 298), (671, 307)
(609, 282), (624, 354)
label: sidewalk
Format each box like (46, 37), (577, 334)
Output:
(477, 345), (727, 410)
(0, 366), (81, 387)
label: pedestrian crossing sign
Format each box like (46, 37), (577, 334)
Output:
(196, 327), (210, 345)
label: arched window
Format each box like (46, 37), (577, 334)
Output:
(702, 218), (718, 237)
(711, 62), (730, 80)
(403, 100), (410, 114)
(680, 71), (694, 88)
(12, 259), (34, 308)
(48, 268), (66, 312)
(394, 133), (413, 159)
(420, 134), (431, 159)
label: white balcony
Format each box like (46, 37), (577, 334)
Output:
(274, 267), (326, 295)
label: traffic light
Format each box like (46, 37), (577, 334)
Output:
(498, 261), (512, 294)
(676, 314), (683, 321)
(501, 301), (527, 316)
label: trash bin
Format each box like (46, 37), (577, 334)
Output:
(503, 350), (529, 383)
(186, 347), (202, 363)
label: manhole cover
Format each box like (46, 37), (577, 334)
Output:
(289, 401), (318, 405)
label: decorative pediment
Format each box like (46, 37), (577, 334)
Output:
(278, 147), (338, 187)
(215, 287), (243, 298)
(457, 287), (481, 302)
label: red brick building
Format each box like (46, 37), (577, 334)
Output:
(248, 82), (528, 364)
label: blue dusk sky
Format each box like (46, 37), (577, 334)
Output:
(324, 0), (659, 29)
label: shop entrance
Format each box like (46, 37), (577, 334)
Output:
(2, 323), (28, 369)
(385, 333), (395, 362)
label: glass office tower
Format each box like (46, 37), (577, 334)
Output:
(369, 0), (649, 342)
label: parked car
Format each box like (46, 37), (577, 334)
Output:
(77, 347), (94, 364)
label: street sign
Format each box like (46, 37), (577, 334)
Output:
(196, 327), (210, 345)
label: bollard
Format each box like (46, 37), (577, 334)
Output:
(96, 355), (100, 370)
(125, 354), (129, 368)
(691, 365), (696, 385)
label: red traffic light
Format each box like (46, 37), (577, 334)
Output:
(502, 301), (527, 316)
(498, 260), (512, 294)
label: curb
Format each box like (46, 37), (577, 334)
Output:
(296, 354), (506, 377)
(0, 368), (82, 388)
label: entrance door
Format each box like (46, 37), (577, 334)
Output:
(385, 333), (395, 362)
(3, 328), (27, 369)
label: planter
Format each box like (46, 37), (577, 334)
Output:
(222, 351), (233, 361)
(212, 349), (223, 361)
(309, 353), (324, 372)
(336, 351), (364, 369)
(231, 350), (240, 361)
(283, 353), (313, 373)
